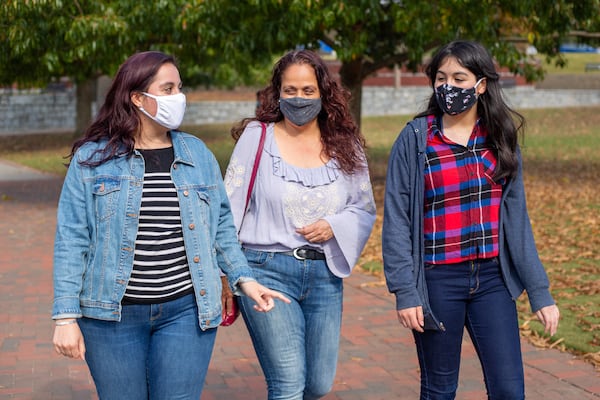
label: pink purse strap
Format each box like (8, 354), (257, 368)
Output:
(242, 121), (266, 217)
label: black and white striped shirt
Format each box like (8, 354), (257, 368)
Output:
(123, 147), (193, 304)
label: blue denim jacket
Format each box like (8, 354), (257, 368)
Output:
(382, 117), (555, 331)
(52, 131), (253, 329)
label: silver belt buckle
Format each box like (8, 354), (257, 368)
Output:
(292, 248), (307, 260)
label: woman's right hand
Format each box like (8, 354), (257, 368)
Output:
(397, 306), (425, 332)
(53, 320), (86, 360)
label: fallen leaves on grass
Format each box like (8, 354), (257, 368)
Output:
(358, 159), (600, 370)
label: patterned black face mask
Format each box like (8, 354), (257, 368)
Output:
(435, 78), (483, 115)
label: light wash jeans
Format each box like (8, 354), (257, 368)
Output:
(239, 249), (343, 400)
(78, 293), (217, 400)
(414, 258), (524, 400)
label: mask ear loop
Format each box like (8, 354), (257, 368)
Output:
(474, 77), (485, 97)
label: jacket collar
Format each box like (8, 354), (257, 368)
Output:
(170, 131), (195, 167)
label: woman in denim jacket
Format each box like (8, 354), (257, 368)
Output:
(51, 51), (289, 400)
(382, 41), (559, 399)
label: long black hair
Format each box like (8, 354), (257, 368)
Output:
(417, 40), (524, 181)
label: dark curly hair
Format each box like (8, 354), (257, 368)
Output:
(70, 51), (177, 166)
(231, 49), (366, 175)
(416, 40), (524, 181)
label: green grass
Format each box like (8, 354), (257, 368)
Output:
(1, 106), (599, 360)
(543, 52), (600, 74)
(359, 108), (600, 358)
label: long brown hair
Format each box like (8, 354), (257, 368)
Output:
(231, 50), (366, 175)
(70, 51), (177, 166)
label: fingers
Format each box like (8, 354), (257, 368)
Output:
(78, 339), (86, 361)
(537, 305), (560, 336)
(222, 295), (237, 317)
(253, 297), (274, 312)
(296, 220), (333, 243)
(241, 281), (291, 312)
(220, 276), (238, 318)
(397, 307), (425, 333)
(53, 323), (85, 360)
(253, 288), (291, 312)
(267, 289), (291, 304)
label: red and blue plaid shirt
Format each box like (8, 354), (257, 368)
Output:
(423, 115), (502, 264)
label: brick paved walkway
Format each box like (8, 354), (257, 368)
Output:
(0, 167), (598, 399)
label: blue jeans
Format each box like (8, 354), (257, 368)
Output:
(415, 258), (524, 400)
(239, 249), (343, 400)
(78, 293), (217, 400)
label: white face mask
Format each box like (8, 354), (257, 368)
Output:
(139, 92), (186, 130)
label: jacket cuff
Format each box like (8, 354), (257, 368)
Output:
(527, 289), (555, 313)
(393, 287), (423, 310)
(52, 296), (82, 320)
(232, 275), (257, 296)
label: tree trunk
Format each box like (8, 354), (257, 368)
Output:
(338, 58), (365, 130)
(75, 77), (97, 137)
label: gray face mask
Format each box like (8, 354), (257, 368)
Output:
(279, 97), (322, 126)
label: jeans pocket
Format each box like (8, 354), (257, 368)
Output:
(242, 249), (271, 267)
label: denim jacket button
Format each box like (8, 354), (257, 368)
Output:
(193, 256), (200, 263)
(188, 223), (195, 230)
(199, 289), (206, 296)
(183, 190), (189, 196)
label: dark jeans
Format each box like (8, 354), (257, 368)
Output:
(414, 258), (524, 400)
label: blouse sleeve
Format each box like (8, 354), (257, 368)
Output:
(322, 163), (376, 278)
(224, 121), (264, 232)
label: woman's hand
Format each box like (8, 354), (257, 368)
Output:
(239, 281), (291, 312)
(397, 306), (425, 333)
(535, 304), (560, 336)
(53, 320), (86, 360)
(296, 219), (333, 243)
(220, 276), (239, 320)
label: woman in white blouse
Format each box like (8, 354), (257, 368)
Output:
(224, 49), (376, 400)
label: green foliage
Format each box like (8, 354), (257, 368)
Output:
(2, 0), (599, 88)
(1, 0), (599, 125)
(0, 0), (191, 86)
(181, 0), (598, 82)
(178, 0), (600, 122)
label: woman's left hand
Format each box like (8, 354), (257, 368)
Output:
(535, 304), (560, 336)
(220, 276), (238, 320)
(296, 219), (333, 243)
(239, 281), (291, 312)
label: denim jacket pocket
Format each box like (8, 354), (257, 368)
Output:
(193, 186), (220, 228)
(92, 176), (122, 220)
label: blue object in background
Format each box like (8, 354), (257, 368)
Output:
(559, 43), (599, 53)
(319, 40), (334, 54)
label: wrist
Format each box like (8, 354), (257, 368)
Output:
(55, 319), (77, 326)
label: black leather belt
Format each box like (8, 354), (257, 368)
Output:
(280, 247), (326, 260)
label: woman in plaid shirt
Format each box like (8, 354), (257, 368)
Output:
(382, 40), (560, 400)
